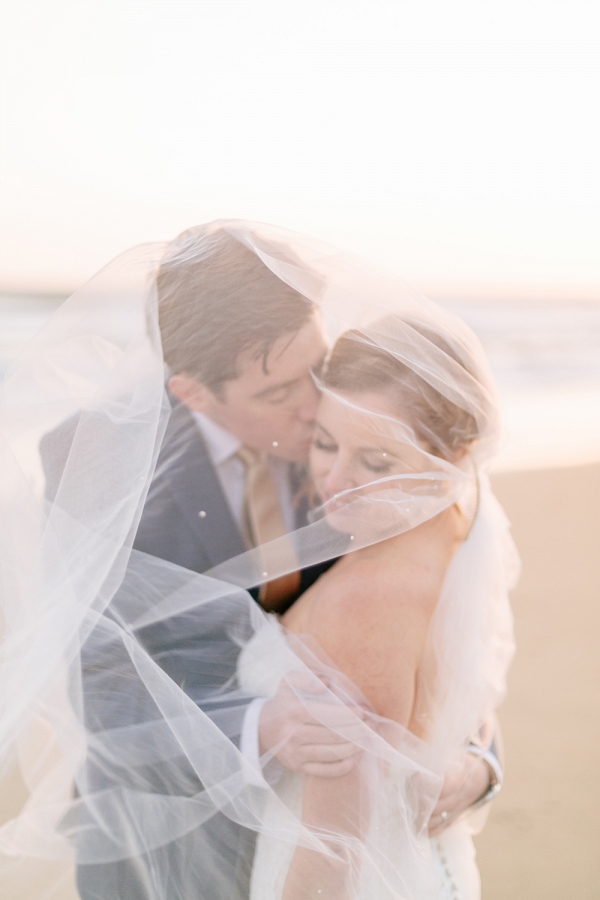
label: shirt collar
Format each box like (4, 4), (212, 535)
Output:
(192, 411), (242, 467)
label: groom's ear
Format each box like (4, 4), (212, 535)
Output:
(168, 373), (218, 414)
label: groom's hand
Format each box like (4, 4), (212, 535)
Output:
(428, 753), (490, 835)
(258, 673), (366, 777)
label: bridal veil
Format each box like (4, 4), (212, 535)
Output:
(0, 222), (517, 898)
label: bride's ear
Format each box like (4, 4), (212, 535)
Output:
(449, 444), (475, 468)
(168, 373), (217, 414)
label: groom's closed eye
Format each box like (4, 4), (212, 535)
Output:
(265, 384), (297, 405)
(254, 380), (300, 404)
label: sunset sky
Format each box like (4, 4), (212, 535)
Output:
(1, 0), (599, 297)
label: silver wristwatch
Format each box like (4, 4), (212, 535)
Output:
(467, 741), (503, 810)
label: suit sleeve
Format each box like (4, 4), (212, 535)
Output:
(135, 599), (257, 749)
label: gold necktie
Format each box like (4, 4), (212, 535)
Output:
(237, 447), (301, 612)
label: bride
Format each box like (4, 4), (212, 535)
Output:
(240, 320), (514, 900)
(0, 221), (516, 900)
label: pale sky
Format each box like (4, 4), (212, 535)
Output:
(1, 0), (599, 297)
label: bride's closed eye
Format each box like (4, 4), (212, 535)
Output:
(313, 437), (337, 453)
(361, 458), (393, 474)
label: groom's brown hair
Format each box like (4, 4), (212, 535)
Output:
(158, 227), (315, 395)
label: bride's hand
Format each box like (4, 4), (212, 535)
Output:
(259, 672), (366, 777)
(428, 753), (491, 835)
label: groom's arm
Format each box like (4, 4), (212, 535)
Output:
(428, 716), (503, 835)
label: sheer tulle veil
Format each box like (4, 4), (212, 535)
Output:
(0, 221), (517, 898)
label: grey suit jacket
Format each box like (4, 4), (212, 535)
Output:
(42, 400), (259, 899)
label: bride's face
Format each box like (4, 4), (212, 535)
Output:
(310, 390), (435, 533)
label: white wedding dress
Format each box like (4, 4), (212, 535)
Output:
(238, 616), (481, 900)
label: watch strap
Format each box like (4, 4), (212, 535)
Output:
(467, 741), (503, 810)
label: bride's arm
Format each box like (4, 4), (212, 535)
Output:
(282, 767), (366, 900)
(298, 557), (440, 725)
(281, 556), (441, 899)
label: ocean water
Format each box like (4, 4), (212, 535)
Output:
(443, 301), (600, 471)
(1, 293), (599, 472)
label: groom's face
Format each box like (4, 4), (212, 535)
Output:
(171, 311), (328, 464)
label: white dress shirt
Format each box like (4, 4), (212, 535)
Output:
(192, 411), (296, 534)
(192, 411), (290, 785)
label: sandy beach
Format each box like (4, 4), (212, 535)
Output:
(475, 462), (600, 899)
(1, 462), (599, 898)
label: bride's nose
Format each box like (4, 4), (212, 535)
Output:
(323, 457), (357, 496)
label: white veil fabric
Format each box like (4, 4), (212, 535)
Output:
(0, 222), (517, 899)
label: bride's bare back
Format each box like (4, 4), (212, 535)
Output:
(282, 504), (466, 730)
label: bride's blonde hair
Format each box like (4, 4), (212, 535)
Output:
(323, 319), (481, 460)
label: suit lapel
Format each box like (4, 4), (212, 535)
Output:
(163, 402), (246, 569)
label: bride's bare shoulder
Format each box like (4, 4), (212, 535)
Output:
(302, 548), (440, 636)
(282, 513), (465, 720)
(283, 516), (458, 635)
